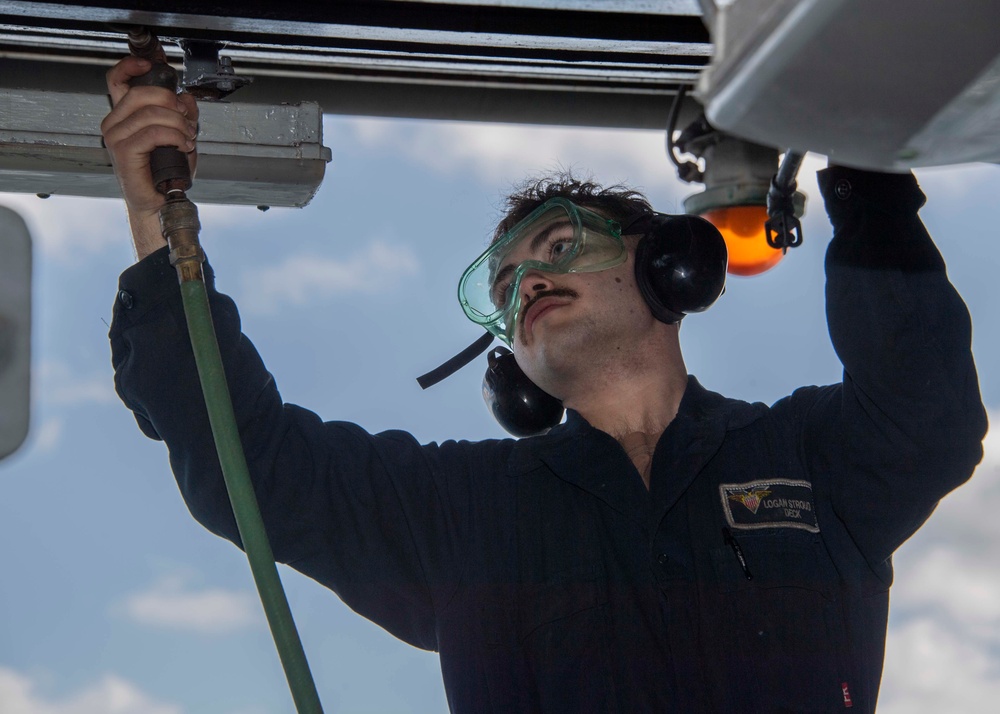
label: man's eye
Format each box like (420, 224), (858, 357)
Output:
(549, 238), (572, 260)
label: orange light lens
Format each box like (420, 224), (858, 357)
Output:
(700, 205), (783, 276)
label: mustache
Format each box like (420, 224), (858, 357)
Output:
(518, 288), (578, 338)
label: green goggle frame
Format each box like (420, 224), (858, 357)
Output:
(458, 198), (625, 344)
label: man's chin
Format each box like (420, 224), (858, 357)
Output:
(516, 330), (590, 385)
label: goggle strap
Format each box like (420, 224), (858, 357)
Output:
(416, 330), (496, 389)
(619, 210), (653, 235)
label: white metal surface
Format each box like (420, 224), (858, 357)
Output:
(0, 0), (708, 201)
(698, 0), (1000, 170)
(0, 89), (330, 206)
(0, 1), (709, 128)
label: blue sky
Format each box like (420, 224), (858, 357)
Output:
(1, 114), (998, 713)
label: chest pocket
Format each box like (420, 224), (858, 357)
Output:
(709, 533), (849, 713)
(712, 532), (834, 594)
(516, 565), (619, 714)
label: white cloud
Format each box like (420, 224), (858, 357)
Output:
(0, 194), (128, 260)
(30, 417), (63, 453)
(982, 410), (1000, 469)
(893, 547), (1000, 641)
(332, 119), (838, 227)
(879, 411), (1000, 713)
(333, 117), (686, 205)
(36, 361), (116, 407)
(879, 617), (1000, 714)
(0, 192), (261, 265)
(121, 575), (260, 634)
(197, 202), (272, 230)
(238, 240), (419, 315)
(16, 362), (119, 456)
(897, 409), (1000, 559)
(913, 163), (1000, 202)
(0, 667), (182, 714)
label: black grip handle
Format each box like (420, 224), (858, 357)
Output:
(149, 146), (192, 193)
(127, 44), (192, 195)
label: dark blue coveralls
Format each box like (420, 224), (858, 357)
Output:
(110, 167), (986, 713)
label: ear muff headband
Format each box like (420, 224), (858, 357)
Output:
(421, 209), (729, 438)
(477, 211), (726, 438)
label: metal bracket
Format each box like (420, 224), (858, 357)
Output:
(181, 40), (253, 99)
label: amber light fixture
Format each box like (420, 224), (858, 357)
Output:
(669, 100), (805, 277)
(700, 205), (782, 276)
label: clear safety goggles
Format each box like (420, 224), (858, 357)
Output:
(458, 198), (625, 343)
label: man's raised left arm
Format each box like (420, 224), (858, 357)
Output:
(803, 166), (987, 568)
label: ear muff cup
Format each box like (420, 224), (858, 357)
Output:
(483, 347), (564, 437)
(631, 213), (728, 324)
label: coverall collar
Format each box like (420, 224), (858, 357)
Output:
(510, 377), (766, 519)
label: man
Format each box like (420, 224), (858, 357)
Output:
(103, 56), (986, 712)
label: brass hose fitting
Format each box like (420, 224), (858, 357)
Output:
(159, 198), (205, 283)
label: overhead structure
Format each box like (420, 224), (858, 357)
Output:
(696, 0), (1000, 170)
(0, 0), (710, 204)
(1, 0), (998, 207)
(0, 88), (330, 207)
(0, 0), (710, 128)
(681, 0), (1000, 273)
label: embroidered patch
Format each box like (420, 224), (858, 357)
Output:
(719, 479), (820, 533)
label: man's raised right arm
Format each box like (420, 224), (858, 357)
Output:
(101, 56), (199, 261)
(102, 56), (501, 650)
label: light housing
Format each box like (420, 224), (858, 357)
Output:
(678, 132), (805, 276)
(699, 205), (780, 277)
(0, 88), (330, 207)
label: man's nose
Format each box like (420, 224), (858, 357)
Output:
(521, 270), (554, 300)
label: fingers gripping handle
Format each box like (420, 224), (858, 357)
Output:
(127, 29), (192, 196)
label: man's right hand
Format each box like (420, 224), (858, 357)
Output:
(101, 55), (199, 260)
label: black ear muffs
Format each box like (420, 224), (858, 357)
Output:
(628, 213), (728, 324)
(483, 347), (564, 437)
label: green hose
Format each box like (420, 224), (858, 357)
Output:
(129, 23), (324, 707)
(179, 276), (325, 714)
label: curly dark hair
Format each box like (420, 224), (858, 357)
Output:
(492, 172), (653, 244)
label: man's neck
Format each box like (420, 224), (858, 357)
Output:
(524, 318), (688, 442)
(564, 357), (688, 442)
(564, 370), (687, 441)
(566, 363), (687, 491)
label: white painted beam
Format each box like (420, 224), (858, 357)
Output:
(0, 89), (331, 206)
